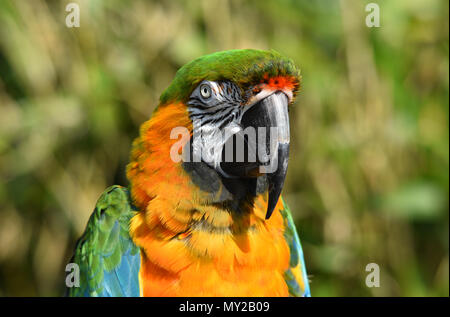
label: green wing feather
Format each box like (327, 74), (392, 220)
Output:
(66, 185), (141, 297)
(281, 197), (311, 297)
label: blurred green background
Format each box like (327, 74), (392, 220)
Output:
(0, 0), (448, 296)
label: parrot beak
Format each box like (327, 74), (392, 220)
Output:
(220, 92), (290, 219)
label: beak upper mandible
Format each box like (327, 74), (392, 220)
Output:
(220, 92), (290, 219)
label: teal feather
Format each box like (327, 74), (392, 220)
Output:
(281, 198), (311, 297)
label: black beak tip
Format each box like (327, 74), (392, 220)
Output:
(264, 143), (290, 220)
(266, 200), (277, 219)
(265, 181), (283, 219)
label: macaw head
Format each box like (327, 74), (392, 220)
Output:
(133, 49), (300, 219)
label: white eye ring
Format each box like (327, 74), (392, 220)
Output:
(200, 84), (212, 99)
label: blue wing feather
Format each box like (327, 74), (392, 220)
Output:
(281, 197), (311, 297)
(67, 186), (141, 297)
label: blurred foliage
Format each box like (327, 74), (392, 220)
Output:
(0, 0), (448, 296)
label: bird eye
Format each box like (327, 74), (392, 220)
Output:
(200, 84), (211, 99)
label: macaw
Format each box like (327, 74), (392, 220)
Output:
(67, 49), (310, 297)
